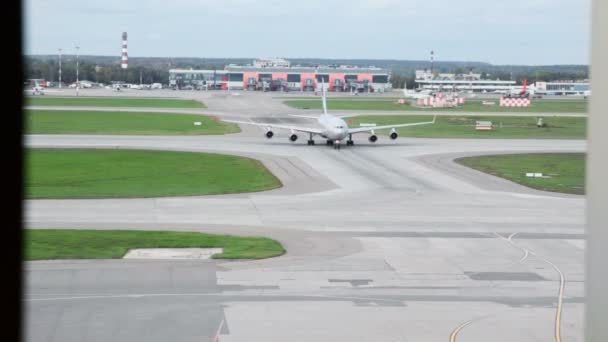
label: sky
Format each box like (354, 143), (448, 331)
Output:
(24, 0), (591, 65)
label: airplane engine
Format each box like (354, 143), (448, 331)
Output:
(289, 134), (298, 142)
(390, 128), (398, 140)
(265, 130), (274, 139)
(368, 134), (378, 143)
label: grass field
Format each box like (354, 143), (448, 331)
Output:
(284, 98), (587, 113)
(26, 149), (281, 199)
(27, 96), (206, 108)
(347, 115), (586, 139)
(455, 153), (586, 194)
(26, 110), (239, 135)
(25, 229), (285, 260)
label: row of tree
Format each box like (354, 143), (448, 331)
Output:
(25, 58), (171, 85)
(25, 56), (588, 88)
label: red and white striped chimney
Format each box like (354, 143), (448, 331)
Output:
(121, 32), (128, 69)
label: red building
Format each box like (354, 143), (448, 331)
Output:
(169, 59), (391, 92)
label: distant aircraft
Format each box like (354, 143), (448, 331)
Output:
(223, 79), (436, 149)
(506, 79), (535, 97)
(24, 80), (45, 96)
(403, 88), (433, 99)
(402, 82), (433, 99)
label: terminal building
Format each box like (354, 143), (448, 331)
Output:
(535, 80), (590, 95)
(414, 69), (591, 95)
(414, 69), (516, 93)
(169, 58), (392, 92)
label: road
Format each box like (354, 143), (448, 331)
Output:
(24, 90), (586, 341)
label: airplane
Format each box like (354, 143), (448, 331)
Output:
(223, 79), (436, 149)
(505, 79), (536, 97)
(403, 88), (433, 99)
(402, 82), (433, 99)
(24, 80), (45, 95)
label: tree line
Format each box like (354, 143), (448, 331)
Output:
(25, 56), (588, 88)
(25, 58), (172, 85)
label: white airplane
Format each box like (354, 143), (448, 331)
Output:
(506, 79), (536, 97)
(24, 80), (45, 95)
(223, 79), (436, 149)
(402, 82), (433, 99)
(403, 88), (433, 99)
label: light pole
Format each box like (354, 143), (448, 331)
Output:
(58, 48), (62, 88)
(75, 45), (80, 96)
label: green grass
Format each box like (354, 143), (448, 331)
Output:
(25, 229), (285, 260)
(347, 115), (586, 139)
(284, 98), (587, 113)
(26, 110), (239, 135)
(27, 96), (206, 108)
(26, 149), (281, 199)
(455, 153), (586, 194)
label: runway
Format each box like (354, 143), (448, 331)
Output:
(24, 91), (586, 341)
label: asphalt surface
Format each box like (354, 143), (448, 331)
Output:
(24, 89), (586, 342)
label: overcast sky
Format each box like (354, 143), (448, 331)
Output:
(24, 0), (591, 65)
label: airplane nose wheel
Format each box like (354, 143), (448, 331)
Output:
(334, 141), (341, 150)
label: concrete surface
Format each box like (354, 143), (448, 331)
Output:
(24, 91), (586, 342)
(123, 248), (223, 260)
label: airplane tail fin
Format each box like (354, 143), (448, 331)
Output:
(321, 78), (328, 115)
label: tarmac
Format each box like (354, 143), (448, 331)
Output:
(24, 88), (586, 341)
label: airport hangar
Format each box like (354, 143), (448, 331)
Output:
(169, 64), (392, 92)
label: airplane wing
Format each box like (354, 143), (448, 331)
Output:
(288, 114), (321, 119)
(347, 115), (436, 134)
(222, 119), (324, 134)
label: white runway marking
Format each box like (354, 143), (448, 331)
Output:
(212, 318), (225, 342)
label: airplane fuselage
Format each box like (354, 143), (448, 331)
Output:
(317, 114), (350, 141)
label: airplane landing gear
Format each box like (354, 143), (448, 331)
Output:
(346, 140), (354, 146)
(326, 140), (334, 146)
(334, 140), (341, 150)
(307, 133), (315, 145)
